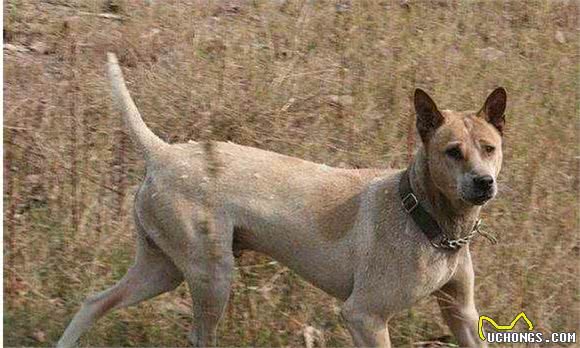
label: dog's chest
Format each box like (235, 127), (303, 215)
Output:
(414, 251), (460, 297)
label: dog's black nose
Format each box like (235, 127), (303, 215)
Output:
(473, 175), (494, 189)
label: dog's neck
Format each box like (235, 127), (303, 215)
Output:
(408, 148), (481, 240)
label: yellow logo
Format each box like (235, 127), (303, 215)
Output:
(478, 312), (534, 341)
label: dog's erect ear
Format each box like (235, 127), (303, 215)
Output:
(414, 88), (444, 143)
(478, 87), (507, 135)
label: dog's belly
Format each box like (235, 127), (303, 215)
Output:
(232, 221), (356, 301)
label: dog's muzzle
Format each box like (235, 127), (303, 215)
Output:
(461, 175), (496, 205)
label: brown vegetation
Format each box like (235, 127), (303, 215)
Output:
(4, 0), (579, 347)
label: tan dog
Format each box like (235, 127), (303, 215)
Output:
(57, 53), (506, 348)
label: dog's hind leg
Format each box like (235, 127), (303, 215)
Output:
(175, 215), (235, 347)
(185, 253), (234, 347)
(56, 233), (183, 348)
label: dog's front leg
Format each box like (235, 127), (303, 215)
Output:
(341, 299), (391, 348)
(435, 248), (487, 348)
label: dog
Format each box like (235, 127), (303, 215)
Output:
(57, 53), (506, 348)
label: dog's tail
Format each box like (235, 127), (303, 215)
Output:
(107, 52), (167, 157)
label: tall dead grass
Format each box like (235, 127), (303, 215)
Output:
(4, 0), (579, 347)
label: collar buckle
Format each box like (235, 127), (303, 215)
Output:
(402, 193), (419, 213)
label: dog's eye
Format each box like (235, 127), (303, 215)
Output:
(445, 146), (463, 160)
(483, 145), (495, 154)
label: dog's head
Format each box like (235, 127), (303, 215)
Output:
(414, 88), (507, 206)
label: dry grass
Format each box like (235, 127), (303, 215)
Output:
(3, 0), (579, 347)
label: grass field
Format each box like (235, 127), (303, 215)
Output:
(4, 0), (579, 347)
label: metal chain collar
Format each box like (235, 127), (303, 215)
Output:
(430, 219), (497, 250)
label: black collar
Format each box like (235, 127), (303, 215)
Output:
(398, 170), (479, 250)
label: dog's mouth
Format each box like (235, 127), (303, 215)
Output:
(464, 191), (495, 206)
(469, 194), (493, 205)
